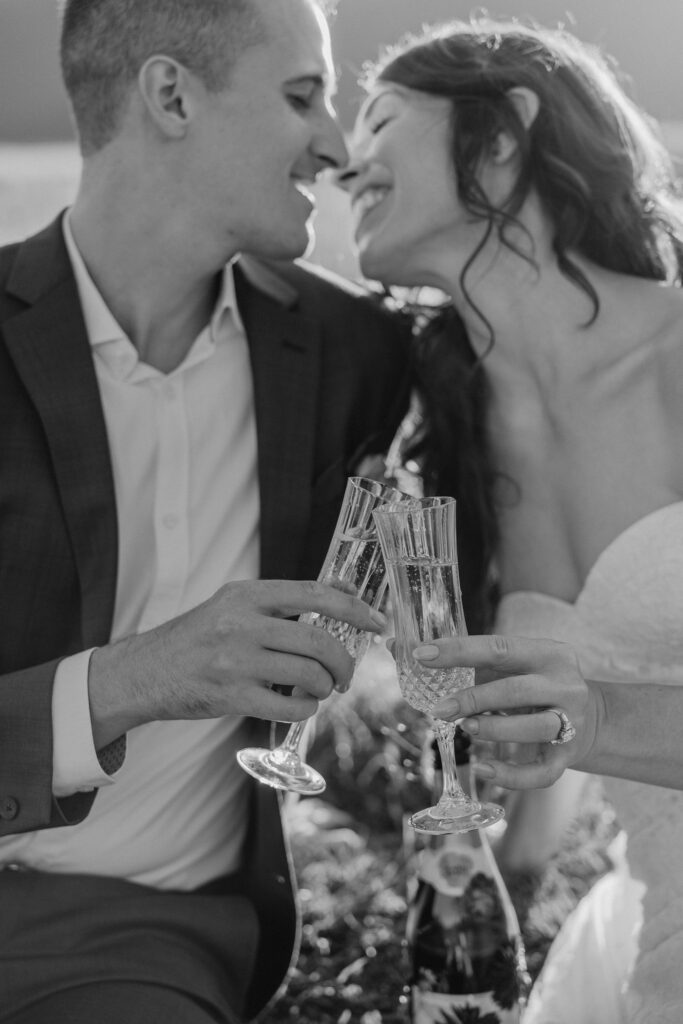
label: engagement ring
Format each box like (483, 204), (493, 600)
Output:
(548, 707), (576, 745)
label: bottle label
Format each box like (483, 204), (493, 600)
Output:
(412, 986), (520, 1024)
(418, 839), (491, 897)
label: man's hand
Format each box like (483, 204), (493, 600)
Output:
(399, 634), (602, 789)
(89, 579), (386, 747)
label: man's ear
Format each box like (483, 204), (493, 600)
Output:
(490, 86), (540, 164)
(138, 56), (195, 139)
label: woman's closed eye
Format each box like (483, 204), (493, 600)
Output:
(369, 115), (393, 135)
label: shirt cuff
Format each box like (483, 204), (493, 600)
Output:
(52, 649), (122, 796)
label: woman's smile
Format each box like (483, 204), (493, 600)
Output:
(351, 185), (392, 238)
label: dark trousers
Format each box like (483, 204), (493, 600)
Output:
(6, 983), (224, 1023)
(0, 869), (259, 1024)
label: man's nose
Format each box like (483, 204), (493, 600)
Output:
(314, 109), (349, 171)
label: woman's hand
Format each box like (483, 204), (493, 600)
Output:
(395, 634), (603, 789)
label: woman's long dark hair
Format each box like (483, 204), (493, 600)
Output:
(370, 18), (683, 632)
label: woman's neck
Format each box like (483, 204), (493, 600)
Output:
(444, 195), (598, 362)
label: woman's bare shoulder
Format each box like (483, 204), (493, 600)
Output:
(653, 289), (683, 491)
(654, 285), (683, 375)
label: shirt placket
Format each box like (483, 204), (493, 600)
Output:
(140, 375), (190, 630)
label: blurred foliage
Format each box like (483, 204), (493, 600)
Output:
(267, 642), (619, 1023)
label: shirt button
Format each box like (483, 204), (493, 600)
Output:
(0, 797), (19, 821)
(163, 382), (177, 400)
(162, 513), (179, 529)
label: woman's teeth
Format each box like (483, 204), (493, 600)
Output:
(356, 187), (390, 216)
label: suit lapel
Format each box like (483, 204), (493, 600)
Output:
(3, 216), (118, 647)
(235, 258), (320, 581)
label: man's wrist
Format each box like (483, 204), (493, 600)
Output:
(88, 639), (151, 749)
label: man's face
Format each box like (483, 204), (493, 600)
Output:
(187, 0), (348, 262)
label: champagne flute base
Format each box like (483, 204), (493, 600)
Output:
(236, 747), (326, 795)
(409, 800), (504, 835)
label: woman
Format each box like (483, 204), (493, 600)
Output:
(336, 17), (683, 1024)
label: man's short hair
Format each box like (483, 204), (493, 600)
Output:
(59, 0), (266, 155)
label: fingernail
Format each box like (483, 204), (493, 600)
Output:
(370, 610), (388, 629)
(413, 644), (439, 660)
(433, 697), (460, 717)
(461, 717), (479, 735)
(473, 762), (495, 779)
(385, 637), (396, 655)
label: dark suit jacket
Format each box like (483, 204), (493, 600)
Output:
(0, 214), (411, 1017)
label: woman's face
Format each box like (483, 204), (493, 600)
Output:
(340, 83), (479, 289)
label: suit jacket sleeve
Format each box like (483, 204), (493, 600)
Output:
(0, 662), (96, 835)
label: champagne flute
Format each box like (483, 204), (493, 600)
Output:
(373, 496), (504, 834)
(236, 475), (412, 795)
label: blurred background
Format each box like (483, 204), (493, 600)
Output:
(2, 0), (683, 276)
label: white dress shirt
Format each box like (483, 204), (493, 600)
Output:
(0, 214), (261, 890)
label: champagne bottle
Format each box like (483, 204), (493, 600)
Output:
(406, 728), (530, 1023)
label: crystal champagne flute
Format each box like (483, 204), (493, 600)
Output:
(236, 475), (412, 795)
(373, 496), (504, 834)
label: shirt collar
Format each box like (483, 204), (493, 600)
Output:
(63, 210), (125, 348)
(211, 257), (245, 337)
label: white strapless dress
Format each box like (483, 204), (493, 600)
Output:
(494, 502), (683, 1024)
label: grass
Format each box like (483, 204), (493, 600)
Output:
(270, 642), (620, 1023)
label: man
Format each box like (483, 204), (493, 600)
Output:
(0, 0), (410, 1020)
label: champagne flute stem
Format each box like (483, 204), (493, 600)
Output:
(280, 719), (306, 754)
(266, 719), (308, 772)
(433, 718), (471, 814)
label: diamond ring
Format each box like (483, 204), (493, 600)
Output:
(548, 708), (577, 745)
